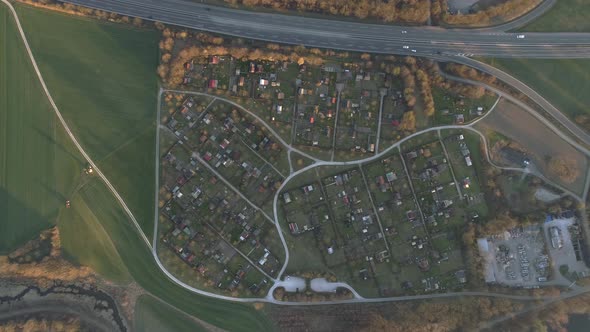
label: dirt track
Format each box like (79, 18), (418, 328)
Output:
(475, 99), (588, 195)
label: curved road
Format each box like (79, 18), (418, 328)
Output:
(436, 66), (590, 155)
(61, 0), (590, 58)
(478, 0), (557, 32)
(438, 56), (590, 146)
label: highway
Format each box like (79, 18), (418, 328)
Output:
(61, 0), (590, 58)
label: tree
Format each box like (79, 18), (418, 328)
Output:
(361, 53), (371, 61)
(154, 21), (166, 30)
(399, 111), (416, 132)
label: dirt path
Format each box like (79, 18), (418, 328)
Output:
(475, 98), (588, 195)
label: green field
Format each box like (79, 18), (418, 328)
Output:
(0, 4), (84, 253)
(520, 0), (590, 32)
(16, 4), (159, 239)
(485, 58), (590, 120)
(58, 182), (131, 284)
(134, 295), (209, 332)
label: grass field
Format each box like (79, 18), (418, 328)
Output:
(58, 180), (131, 284)
(0, 4), (84, 253)
(16, 4), (159, 239)
(485, 58), (590, 120)
(520, 0), (590, 32)
(134, 295), (209, 332)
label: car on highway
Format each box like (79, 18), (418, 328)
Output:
(411, 49), (417, 53)
(403, 45), (409, 49)
(517, 34), (525, 39)
(401, 30), (407, 34)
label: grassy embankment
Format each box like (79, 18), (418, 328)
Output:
(487, 1), (590, 128)
(134, 295), (210, 332)
(485, 58), (590, 121)
(9, 4), (274, 331)
(519, 0), (590, 32)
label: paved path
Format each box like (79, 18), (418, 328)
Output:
(437, 69), (590, 157)
(310, 278), (363, 299)
(359, 164), (391, 253)
(165, 89), (321, 162)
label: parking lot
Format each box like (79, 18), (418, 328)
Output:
(543, 217), (590, 279)
(479, 225), (551, 286)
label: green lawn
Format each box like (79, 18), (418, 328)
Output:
(58, 181), (131, 284)
(0, 4), (83, 253)
(520, 0), (590, 32)
(16, 4), (159, 239)
(485, 58), (590, 120)
(134, 295), (209, 332)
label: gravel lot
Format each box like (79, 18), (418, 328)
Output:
(543, 217), (590, 278)
(479, 225), (551, 287)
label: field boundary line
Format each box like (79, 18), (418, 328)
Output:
(0, 0), (152, 249)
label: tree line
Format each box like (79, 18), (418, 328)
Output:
(0, 227), (94, 285)
(20, 0), (540, 28)
(225, 0), (430, 23)
(18, 0), (145, 27)
(443, 0), (541, 27)
(0, 317), (81, 332)
(225, 0), (540, 27)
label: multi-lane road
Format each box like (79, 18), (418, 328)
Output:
(61, 0), (590, 58)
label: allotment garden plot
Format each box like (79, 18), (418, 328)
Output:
(158, 93), (289, 297)
(279, 138), (480, 297)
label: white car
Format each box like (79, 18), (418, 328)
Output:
(517, 34), (525, 39)
(403, 45), (409, 49)
(411, 49), (417, 53)
(401, 30), (408, 34)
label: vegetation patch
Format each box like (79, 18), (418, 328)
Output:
(474, 98), (588, 195)
(0, 3), (83, 253)
(521, 0), (590, 32)
(16, 3), (160, 238)
(58, 185), (131, 284)
(484, 58), (590, 130)
(134, 295), (209, 332)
